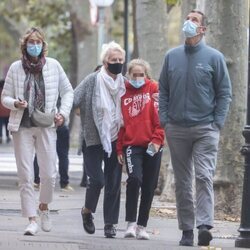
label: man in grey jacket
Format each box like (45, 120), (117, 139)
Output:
(159, 10), (232, 247)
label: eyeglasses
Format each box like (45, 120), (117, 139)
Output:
(132, 73), (145, 77)
(27, 40), (42, 45)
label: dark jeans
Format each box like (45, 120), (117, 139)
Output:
(56, 125), (70, 188)
(0, 117), (9, 138)
(83, 140), (122, 225)
(80, 141), (87, 186)
(34, 156), (40, 184)
(34, 125), (70, 188)
(124, 145), (162, 227)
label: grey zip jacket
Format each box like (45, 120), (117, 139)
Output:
(159, 40), (232, 129)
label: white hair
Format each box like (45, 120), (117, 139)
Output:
(100, 41), (125, 63)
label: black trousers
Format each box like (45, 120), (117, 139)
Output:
(83, 140), (122, 225)
(124, 145), (162, 227)
(56, 125), (70, 188)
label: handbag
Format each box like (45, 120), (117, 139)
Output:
(31, 109), (55, 127)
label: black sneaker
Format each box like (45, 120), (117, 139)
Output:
(179, 230), (194, 246)
(104, 224), (116, 238)
(198, 226), (213, 246)
(81, 210), (95, 234)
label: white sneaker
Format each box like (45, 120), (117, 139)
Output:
(136, 225), (150, 240)
(24, 221), (38, 235)
(33, 182), (40, 191)
(61, 184), (74, 192)
(39, 209), (52, 232)
(124, 222), (136, 238)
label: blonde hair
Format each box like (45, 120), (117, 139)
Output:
(127, 58), (152, 79)
(100, 41), (125, 63)
(20, 27), (48, 57)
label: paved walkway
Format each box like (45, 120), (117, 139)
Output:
(0, 142), (247, 250)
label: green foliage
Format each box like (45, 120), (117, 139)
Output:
(0, 0), (72, 73)
(0, 23), (19, 64)
(165, 0), (179, 4)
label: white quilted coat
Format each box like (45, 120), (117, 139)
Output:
(1, 57), (73, 131)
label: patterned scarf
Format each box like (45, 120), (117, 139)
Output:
(22, 55), (46, 116)
(22, 54), (46, 74)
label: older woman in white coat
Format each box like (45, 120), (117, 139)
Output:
(1, 27), (73, 235)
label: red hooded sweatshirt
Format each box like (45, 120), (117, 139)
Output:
(116, 78), (164, 155)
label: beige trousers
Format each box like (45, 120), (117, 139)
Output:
(12, 127), (57, 218)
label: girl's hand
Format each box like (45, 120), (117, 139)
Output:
(117, 154), (124, 165)
(150, 142), (160, 152)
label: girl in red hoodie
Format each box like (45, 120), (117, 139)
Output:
(117, 59), (164, 240)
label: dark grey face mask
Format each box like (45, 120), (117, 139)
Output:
(107, 63), (123, 75)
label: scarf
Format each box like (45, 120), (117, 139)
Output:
(96, 66), (125, 157)
(22, 55), (46, 116)
(22, 54), (46, 74)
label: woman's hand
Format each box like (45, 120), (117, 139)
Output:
(117, 154), (124, 165)
(14, 98), (28, 109)
(54, 113), (65, 127)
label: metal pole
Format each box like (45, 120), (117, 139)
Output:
(97, 6), (105, 64)
(235, 12), (250, 248)
(122, 0), (129, 75)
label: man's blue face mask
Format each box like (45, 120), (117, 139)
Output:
(182, 20), (198, 38)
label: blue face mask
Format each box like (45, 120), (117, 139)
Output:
(182, 20), (198, 38)
(26, 43), (42, 57)
(129, 79), (145, 89)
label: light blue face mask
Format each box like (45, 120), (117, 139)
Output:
(26, 43), (42, 57)
(129, 79), (145, 89)
(182, 20), (198, 38)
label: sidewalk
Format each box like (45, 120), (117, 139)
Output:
(0, 142), (246, 250)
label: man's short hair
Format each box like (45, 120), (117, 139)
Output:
(191, 9), (207, 26)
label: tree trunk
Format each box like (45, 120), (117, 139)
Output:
(69, 0), (98, 147)
(159, 154), (176, 202)
(133, 0), (169, 196)
(70, 0), (98, 83)
(134, 0), (168, 79)
(132, 0), (138, 59)
(197, 0), (248, 217)
(180, 0), (196, 42)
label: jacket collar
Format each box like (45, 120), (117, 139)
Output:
(184, 39), (205, 53)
